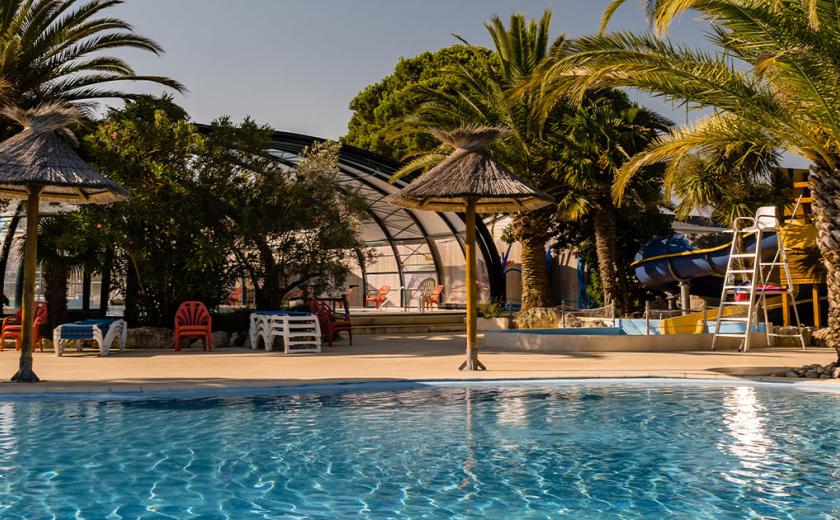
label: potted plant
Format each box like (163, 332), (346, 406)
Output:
(475, 302), (510, 331)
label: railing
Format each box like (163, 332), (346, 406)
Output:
(642, 301), (714, 335)
(558, 303), (617, 328)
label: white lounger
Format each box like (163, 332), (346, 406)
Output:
(53, 319), (128, 357)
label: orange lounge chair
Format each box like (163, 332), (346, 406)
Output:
(1, 302), (47, 352)
(174, 301), (212, 351)
(364, 285), (390, 310)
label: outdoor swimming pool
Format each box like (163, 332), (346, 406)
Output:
(2, 381), (839, 518)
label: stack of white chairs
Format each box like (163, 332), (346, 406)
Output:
(249, 311), (321, 354)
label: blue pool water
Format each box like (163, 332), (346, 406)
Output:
(2, 381), (840, 519)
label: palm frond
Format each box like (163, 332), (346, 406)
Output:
(0, 0), (182, 107)
(2, 101), (84, 130)
(389, 151), (448, 183)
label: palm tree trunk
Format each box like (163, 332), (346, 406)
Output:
(512, 209), (554, 309)
(12, 191), (40, 383)
(0, 202), (24, 314)
(809, 164), (840, 356)
(43, 264), (68, 332)
(254, 240), (280, 310)
(99, 252), (113, 318)
(124, 262), (139, 326)
(593, 207), (621, 314)
(81, 269), (91, 312)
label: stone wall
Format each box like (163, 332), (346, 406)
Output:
(124, 327), (234, 349)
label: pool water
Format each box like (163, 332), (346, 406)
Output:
(2, 381), (840, 519)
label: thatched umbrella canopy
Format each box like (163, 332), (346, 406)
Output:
(386, 126), (552, 371)
(0, 104), (128, 382)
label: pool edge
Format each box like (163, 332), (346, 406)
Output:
(0, 375), (838, 400)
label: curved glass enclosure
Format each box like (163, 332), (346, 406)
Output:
(0, 131), (505, 311)
(265, 131), (504, 308)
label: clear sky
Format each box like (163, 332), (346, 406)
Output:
(108, 0), (805, 166)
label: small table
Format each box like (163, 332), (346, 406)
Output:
(53, 319), (128, 357)
(318, 296), (350, 313)
(249, 311), (321, 354)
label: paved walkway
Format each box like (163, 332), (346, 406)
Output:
(0, 333), (835, 394)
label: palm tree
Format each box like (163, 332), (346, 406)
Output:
(538, 0), (840, 347)
(666, 145), (786, 227)
(393, 10), (567, 309)
(552, 90), (671, 313)
(0, 0), (182, 313)
(0, 0), (183, 107)
(34, 212), (107, 330)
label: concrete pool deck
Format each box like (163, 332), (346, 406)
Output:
(0, 333), (835, 394)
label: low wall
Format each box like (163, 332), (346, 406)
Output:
(482, 329), (767, 353)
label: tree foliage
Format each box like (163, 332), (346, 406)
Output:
(0, 0), (181, 312)
(535, 0), (840, 345)
(552, 205), (670, 308)
(71, 97), (367, 325)
(198, 120), (370, 310)
(344, 45), (492, 161)
(549, 90), (672, 310)
(344, 10), (678, 313)
(666, 146), (788, 227)
(386, 11), (571, 309)
(79, 97), (228, 325)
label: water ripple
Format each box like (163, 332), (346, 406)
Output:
(0, 383), (838, 518)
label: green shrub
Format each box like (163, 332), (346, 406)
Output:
(477, 302), (503, 319)
(211, 309), (254, 333)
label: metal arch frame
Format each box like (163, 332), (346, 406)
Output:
(268, 153), (409, 305)
(267, 151), (434, 307)
(330, 166), (444, 287)
(196, 125), (504, 304)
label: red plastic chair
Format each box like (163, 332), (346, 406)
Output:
(227, 287), (242, 305)
(423, 285), (445, 310)
(174, 301), (212, 351)
(1, 302), (47, 352)
(310, 299), (352, 347)
(364, 285), (390, 310)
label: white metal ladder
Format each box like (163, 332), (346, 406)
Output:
(711, 204), (806, 352)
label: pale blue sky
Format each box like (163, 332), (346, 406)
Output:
(108, 0), (806, 167)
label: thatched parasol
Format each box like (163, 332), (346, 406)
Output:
(386, 126), (552, 370)
(0, 104), (128, 382)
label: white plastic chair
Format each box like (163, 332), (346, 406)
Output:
(745, 206), (779, 232)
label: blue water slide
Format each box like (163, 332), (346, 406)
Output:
(632, 233), (779, 296)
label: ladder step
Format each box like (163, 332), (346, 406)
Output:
(723, 286), (750, 290)
(715, 333), (748, 338)
(728, 270), (754, 273)
(719, 317), (750, 321)
(730, 254), (756, 258)
(721, 301), (751, 305)
(767, 332), (804, 337)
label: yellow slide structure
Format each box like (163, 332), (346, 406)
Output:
(659, 295), (822, 334)
(659, 305), (753, 335)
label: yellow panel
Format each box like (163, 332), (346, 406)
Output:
(660, 306), (744, 335)
(780, 221), (826, 284)
(660, 297), (787, 334)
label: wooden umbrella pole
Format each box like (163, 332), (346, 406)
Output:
(12, 187), (41, 382)
(459, 198), (486, 371)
